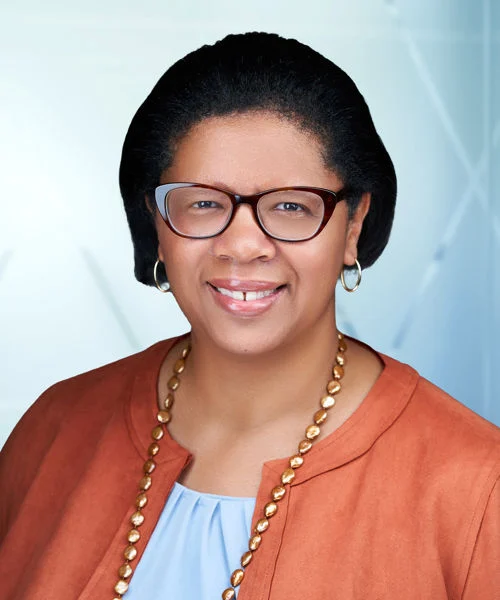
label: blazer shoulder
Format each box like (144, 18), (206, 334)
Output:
(3, 338), (175, 453)
(396, 373), (500, 486)
(411, 375), (500, 447)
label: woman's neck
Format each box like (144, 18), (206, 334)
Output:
(172, 320), (341, 431)
(160, 321), (384, 496)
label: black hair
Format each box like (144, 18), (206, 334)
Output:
(119, 32), (397, 286)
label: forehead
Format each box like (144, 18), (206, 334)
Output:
(162, 111), (340, 192)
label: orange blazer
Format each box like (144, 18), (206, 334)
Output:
(1, 338), (499, 599)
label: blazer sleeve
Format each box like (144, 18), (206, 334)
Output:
(0, 384), (62, 540)
(462, 476), (500, 599)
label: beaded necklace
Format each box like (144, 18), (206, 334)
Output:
(112, 333), (347, 599)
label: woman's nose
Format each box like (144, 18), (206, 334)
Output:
(210, 204), (277, 263)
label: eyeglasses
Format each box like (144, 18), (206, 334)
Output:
(153, 183), (347, 242)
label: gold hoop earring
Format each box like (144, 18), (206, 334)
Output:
(153, 259), (171, 293)
(340, 259), (362, 293)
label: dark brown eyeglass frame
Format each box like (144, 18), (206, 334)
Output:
(153, 182), (348, 242)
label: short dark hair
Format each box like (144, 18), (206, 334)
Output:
(119, 32), (397, 286)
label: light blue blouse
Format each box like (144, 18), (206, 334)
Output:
(126, 482), (256, 599)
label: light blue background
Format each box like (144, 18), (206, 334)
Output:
(1, 1), (499, 445)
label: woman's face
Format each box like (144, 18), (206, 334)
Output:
(155, 111), (369, 355)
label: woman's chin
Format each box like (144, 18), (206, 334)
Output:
(191, 323), (295, 359)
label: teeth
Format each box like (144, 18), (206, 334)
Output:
(245, 290), (274, 301)
(215, 287), (277, 301)
(218, 288), (244, 300)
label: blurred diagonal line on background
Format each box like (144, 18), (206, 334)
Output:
(493, 121), (500, 242)
(388, 3), (499, 244)
(494, 218), (500, 244)
(387, 3), (500, 243)
(0, 250), (14, 284)
(386, 2), (486, 199)
(393, 119), (498, 348)
(80, 248), (140, 351)
(392, 150), (487, 349)
(493, 120), (500, 148)
(386, 2), (498, 352)
(481, 0), (493, 419)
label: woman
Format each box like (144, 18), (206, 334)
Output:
(0, 32), (498, 600)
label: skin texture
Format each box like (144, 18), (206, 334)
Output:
(154, 111), (382, 496)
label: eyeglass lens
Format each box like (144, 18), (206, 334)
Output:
(164, 186), (326, 240)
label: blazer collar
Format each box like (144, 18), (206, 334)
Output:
(126, 337), (420, 478)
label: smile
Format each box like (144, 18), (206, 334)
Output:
(207, 280), (286, 316)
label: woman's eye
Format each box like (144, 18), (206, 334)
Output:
(192, 200), (220, 209)
(275, 202), (306, 212)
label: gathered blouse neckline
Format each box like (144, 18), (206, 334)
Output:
(173, 481), (256, 503)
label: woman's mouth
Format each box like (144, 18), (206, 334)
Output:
(207, 280), (286, 316)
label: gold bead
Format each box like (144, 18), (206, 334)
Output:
(271, 485), (286, 501)
(164, 393), (174, 409)
(230, 568), (245, 587)
(327, 380), (341, 395)
(321, 394), (336, 409)
(289, 454), (304, 469)
(167, 375), (180, 391)
(338, 338), (347, 352)
(148, 442), (160, 456)
(114, 580), (129, 595)
(314, 409), (328, 425)
(143, 459), (156, 474)
(264, 501), (278, 517)
(118, 563), (133, 579)
(130, 510), (145, 527)
(151, 426), (164, 440)
(181, 346), (190, 358)
(139, 475), (152, 491)
(337, 331), (344, 340)
(336, 352), (345, 366)
(173, 358), (185, 374)
(305, 424), (321, 440)
(127, 528), (140, 543)
(135, 493), (147, 509)
(333, 365), (344, 380)
(124, 545), (138, 561)
(157, 410), (171, 424)
(241, 550), (253, 567)
(255, 518), (269, 533)
(222, 588), (236, 600)
(281, 467), (295, 484)
(298, 439), (313, 454)
(249, 534), (262, 551)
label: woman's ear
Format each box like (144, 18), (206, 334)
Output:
(343, 192), (371, 266)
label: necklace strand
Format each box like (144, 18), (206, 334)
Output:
(112, 333), (347, 599)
